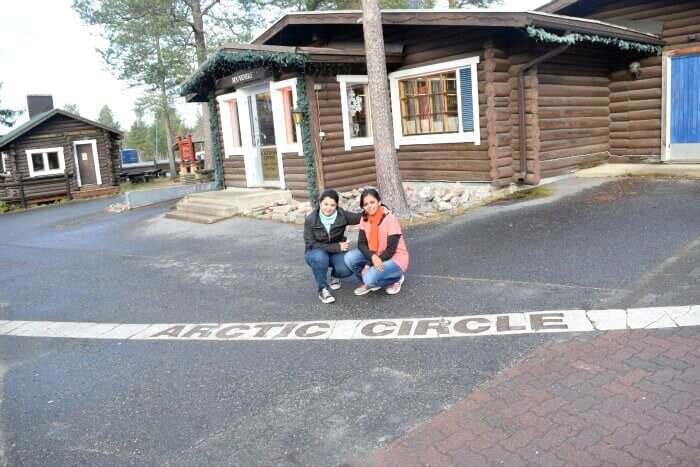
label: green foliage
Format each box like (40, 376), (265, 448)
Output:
(97, 105), (121, 130)
(295, 76), (317, 201)
(63, 103), (81, 115)
(0, 83), (23, 128)
(0, 200), (13, 214)
(124, 106), (191, 160)
(527, 26), (662, 55)
(207, 95), (223, 188)
(181, 49), (308, 98)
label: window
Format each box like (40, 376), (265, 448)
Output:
(399, 71), (458, 135)
(25, 147), (65, 177)
(270, 78), (302, 155)
(338, 75), (373, 150)
(389, 56), (480, 147)
(216, 91), (245, 158)
(0, 152), (8, 174)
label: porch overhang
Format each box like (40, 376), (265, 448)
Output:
(180, 43), (404, 102)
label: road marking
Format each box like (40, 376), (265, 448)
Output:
(0, 306), (698, 342)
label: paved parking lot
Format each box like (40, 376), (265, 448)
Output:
(1, 177), (699, 466)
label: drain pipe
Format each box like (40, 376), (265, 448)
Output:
(518, 43), (571, 181)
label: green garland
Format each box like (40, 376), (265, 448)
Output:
(181, 49), (308, 99)
(527, 26), (662, 55)
(295, 76), (318, 201)
(207, 94), (224, 189)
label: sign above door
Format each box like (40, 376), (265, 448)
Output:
(216, 68), (272, 91)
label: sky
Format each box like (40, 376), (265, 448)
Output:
(0, 0), (548, 132)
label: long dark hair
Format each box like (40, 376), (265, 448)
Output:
(360, 188), (382, 220)
(317, 189), (339, 207)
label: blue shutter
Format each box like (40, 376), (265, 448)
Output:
(671, 54), (700, 144)
(459, 66), (474, 132)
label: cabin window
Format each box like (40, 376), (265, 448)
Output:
(270, 78), (302, 155)
(216, 92), (245, 158)
(389, 56), (480, 147)
(337, 75), (373, 150)
(2, 152), (10, 175)
(25, 147), (65, 177)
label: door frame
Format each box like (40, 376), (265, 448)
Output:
(237, 83), (286, 189)
(661, 46), (700, 162)
(72, 139), (102, 186)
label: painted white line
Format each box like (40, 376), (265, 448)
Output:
(0, 306), (698, 343)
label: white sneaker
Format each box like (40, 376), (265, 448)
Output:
(385, 275), (405, 295)
(329, 276), (341, 291)
(354, 284), (381, 296)
(318, 288), (336, 304)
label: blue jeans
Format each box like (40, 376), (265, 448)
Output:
(304, 249), (353, 291)
(344, 249), (403, 288)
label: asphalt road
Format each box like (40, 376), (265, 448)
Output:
(1, 177), (699, 466)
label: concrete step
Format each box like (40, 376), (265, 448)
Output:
(164, 210), (224, 224)
(185, 189), (293, 212)
(175, 199), (239, 218)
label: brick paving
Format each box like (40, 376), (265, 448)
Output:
(370, 328), (700, 466)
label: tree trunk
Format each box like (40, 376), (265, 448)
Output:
(360, 0), (410, 217)
(189, 0), (214, 170)
(160, 86), (178, 180)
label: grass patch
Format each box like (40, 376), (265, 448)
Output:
(120, 177), (181, 193)
(503, 185), (554, 201)
(0, 200), (14, 213)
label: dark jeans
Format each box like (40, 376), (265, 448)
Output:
(304, 249), (353, 291)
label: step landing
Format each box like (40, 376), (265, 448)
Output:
(165, 188), (293, 224)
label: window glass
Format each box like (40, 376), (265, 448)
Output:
(255, 91), (276, 146)
(227, 100), (242, 148)
(399, 70), (458, 136)
(32, 153), (45, 172)
(280, 88), (297, 144)
(347, 83), (371, 138)
(47, 152), (60, 170)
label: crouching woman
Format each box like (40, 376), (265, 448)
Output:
(304, 189), (362, 304)
(344, 188), (409, 296)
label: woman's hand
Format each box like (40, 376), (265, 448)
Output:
(371, 254), (384, 272)
(339, 241), (349, 252)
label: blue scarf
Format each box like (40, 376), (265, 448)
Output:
(319, 210), (337, 233)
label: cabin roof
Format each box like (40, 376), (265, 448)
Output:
(252, 9), (663, 46)
(0, 109), (122, 149)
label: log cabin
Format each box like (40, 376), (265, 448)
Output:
(539, 0), (700, 163)
(0, 96), (122, 206)
(180, 6), (693, 201)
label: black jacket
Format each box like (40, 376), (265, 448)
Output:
(304, 207), (362, 253)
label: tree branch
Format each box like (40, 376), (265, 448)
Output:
(202, 0), (221, 15)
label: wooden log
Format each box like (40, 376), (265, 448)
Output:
(539, 127), (609, 142)
(538, 74), (609, 86)
(324, 166), (376, 182)
(539, 97), (609, 107)
(399, 160), (491, 171)
(609, 88), (661, 102)
(610, 66), (662, 82)
(609, 78), (662, 93)
(538, 84), (609, 98)
(400, 170), (490, 181)
(609, 99), (661, 113)
(540, 135), (609, 152)
(539, 117), (610, 131)
(540, 144), (609, 160)
(539, 107), (609, 119)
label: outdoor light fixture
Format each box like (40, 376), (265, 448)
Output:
(292, 108), (304, 125)
(629, 61), (641, 79)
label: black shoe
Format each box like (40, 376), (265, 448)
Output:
(318, 288), (336, 304)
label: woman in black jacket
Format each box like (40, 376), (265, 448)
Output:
(304, 189), (362, 303)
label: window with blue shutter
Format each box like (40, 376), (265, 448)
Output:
(459, 66), (474, 132)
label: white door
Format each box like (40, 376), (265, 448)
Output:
(247, 87), (282, 187)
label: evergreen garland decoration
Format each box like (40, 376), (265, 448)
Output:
(527, 26), (662, 55)
(207, 94), (224, 189)
(181, 50), (309, 98)
(295, 76), (318, 201)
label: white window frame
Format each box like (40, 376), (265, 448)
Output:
(270, 78), (303, 156)
(1, 152), (9, 175)
(72, 139), (102, 186)
(389, 56), (481, 148)
(216, 91), (246, 158)
(337, 75), (374, 150)
(25, 147), (66, 177)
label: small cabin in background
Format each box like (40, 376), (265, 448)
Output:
(0, 95), (122, 207)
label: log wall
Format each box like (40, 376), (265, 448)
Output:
(2, 114), (120, 198)
(536, 44), (610, 178)
(575, 0), (700, 160)
(282, 153), (309, 200)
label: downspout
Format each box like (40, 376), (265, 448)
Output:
(517, 42), (571, 181)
